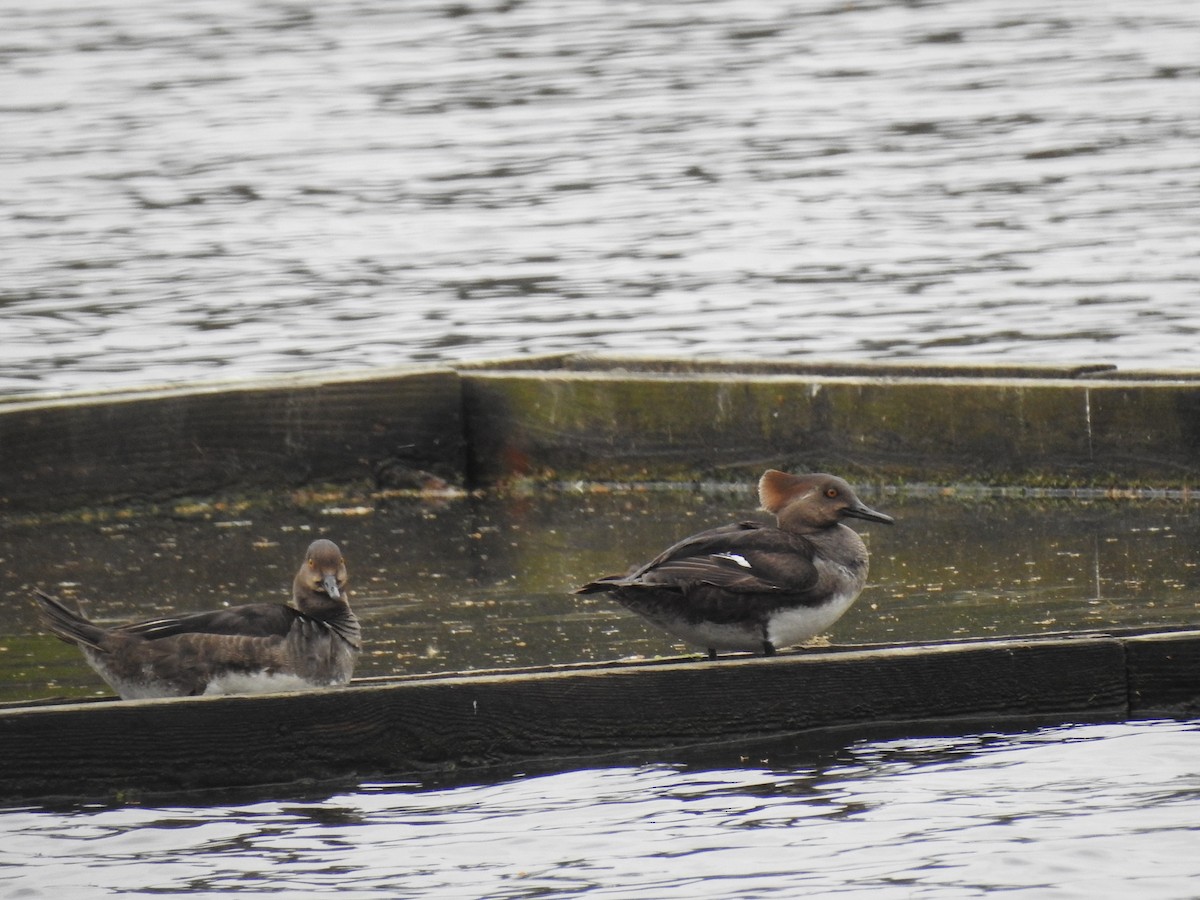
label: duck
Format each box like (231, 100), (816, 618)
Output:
(575, 471), (893, 658)
(34, 538), (361, 699)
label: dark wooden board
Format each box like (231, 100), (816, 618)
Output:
(1, 632), (1171, 803)
(1126, 631), (1200, 717)
(0, 370), (464, 512)
(5, 361), (1200, 514)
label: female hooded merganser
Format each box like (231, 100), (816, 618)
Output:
(34, 539), (361, 699)
(576, 471), (893, 658)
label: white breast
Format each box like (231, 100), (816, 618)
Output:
(765, 587), (860, 649)
(203, 671), (334, 696)
(766, 557), (866, 649)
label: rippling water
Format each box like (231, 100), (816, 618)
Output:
(4, 719), (1199, 898)
(4, 0), (1200, 397)
(6, 7), (1200, 892)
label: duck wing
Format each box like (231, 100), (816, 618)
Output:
(118, 603), (304, 641)
(581, 522), (820, 595)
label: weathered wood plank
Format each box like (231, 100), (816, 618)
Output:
(5, 360), (1200, 511)
(0, 635), (1135, 802)
(0, 369), (464, 512)
(1125, 631), (1200, 717)
(461, 355), (1127, 380)
(461, 367), (1200, 487)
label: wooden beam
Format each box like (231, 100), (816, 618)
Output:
(5, 359), (1200, 512)
(0, 369), (464, 512)
(1126, 631), (1200, 717)
(4, 631), (1185, 803)
(462, 365), (1200, 487)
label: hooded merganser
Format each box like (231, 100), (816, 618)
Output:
(576, 471), (893, 658)
(34, 539), (361, 699)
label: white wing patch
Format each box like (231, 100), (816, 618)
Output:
(712, 552), (752, 569)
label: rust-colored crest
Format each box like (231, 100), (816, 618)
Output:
(758, 469), (808, 512)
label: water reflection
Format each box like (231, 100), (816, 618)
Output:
(2, 486), (1196, 702)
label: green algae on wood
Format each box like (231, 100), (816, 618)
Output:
(462, 369), (1200, 488)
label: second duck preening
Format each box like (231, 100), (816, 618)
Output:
(576, 471), (894, 659)
(34, 538), (361, 699)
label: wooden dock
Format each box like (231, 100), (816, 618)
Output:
(2, 357), (1198, 803)
(1, 627), (1197, 803)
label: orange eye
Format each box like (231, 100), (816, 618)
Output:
(308, 559), (316, 568)
(825, 488), (839, 498)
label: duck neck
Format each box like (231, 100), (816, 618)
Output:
(294, 589), (362, 649)
(776, 507), (835, 535)
(805, 523), (868, 570)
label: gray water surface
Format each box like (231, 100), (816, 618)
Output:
(5, 0), (1200, 397)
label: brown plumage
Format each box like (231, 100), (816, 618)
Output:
(576, 471), (894, 658)
(35, 539), (360, 699)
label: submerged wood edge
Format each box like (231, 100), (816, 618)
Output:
(1, 629), (1197, 803)
(4, 355), (1200, 513)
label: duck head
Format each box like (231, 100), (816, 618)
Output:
(759, 470), (894, 534)
(293, 539), (349, 614)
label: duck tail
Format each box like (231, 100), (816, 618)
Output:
(33, 589), (107, 651)
(573, 576), (629, 595)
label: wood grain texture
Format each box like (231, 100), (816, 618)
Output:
(0, 633), (1156, 802)
(0, 370), (464, 512)
(461, 368), (1200, 487)
(1125, 631), (1200, 717)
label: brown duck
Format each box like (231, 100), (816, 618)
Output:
(34, 539), (361, 699)
(576, 471), (893, 658)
